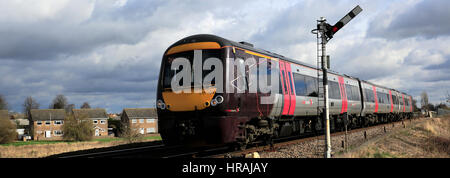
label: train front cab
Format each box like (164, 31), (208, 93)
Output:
(157, 38), (280, 146)
(156, 40), (233, 145)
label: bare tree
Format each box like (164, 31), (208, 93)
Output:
(0, 94), (8, 110)
(421, 91), (429, 111)
(120, 124), (143, 144)
(51, 94), (68, 109)
(80, 102), (91, 109)
(23, 96), (40, 119)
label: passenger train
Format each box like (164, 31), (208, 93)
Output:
(156, 34), (413, 149)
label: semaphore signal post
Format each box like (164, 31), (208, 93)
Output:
(312, 5), (362, 158)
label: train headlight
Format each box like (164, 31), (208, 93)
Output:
(215, 95), (224, 104)
(210, 95), (224, 107)
(157, 100), (166, 110)
(211, 99), (218, 106)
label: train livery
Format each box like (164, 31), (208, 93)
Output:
(156, 34), (413, 148)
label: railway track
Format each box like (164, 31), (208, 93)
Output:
(51, 141), (231, 158)
(51, 118), (414, 158)
(206, 118), (415, 158)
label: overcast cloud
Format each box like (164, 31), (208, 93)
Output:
(0, 0), (448, 113)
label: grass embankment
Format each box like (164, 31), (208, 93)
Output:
(0, 134), (161, 158)
(336, 116), (450, 158)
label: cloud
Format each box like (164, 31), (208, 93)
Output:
(368, 0), (450, 39)
(0, 0), (154, 61)
(0, 0), (449, 113)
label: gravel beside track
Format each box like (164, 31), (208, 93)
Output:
(259, 119), (418, 158)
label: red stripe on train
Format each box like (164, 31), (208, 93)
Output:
(389, 90), (394, 112)
(286, 63), (296, 115)
(338, 76), (348, 114)
(279, 61), (289, 115)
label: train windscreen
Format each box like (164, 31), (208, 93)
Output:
(162, 49), (222, 89)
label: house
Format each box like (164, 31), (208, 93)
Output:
(121, 108), (158, 134)
(72, 108), (109, 137)
(30, 109), (66, 140)
(16, 129), (25, 140)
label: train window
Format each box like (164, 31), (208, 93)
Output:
(282, 71), (289, 94)
(370, 90), (375, 102)
(363, 89), (368, 102)
(364, 88), (375, 103)
(293, 73), (306, 96)
(377, 91), (384, 103)
(305, 75), (318, 97)
(235, 58), (247, 92)
(288, 71), (295, 94)
(352, 86), (361, 101)
(279, 74), (283, 94)
(345, 84), (359, 101)
(264, 60), (272, 86)
(256, 59), (277, 94)
(329, 81), (341, 99)
(345, 84), (353, 100)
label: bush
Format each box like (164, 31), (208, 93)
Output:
(0, 118), (17, 144)
(119, 124), (143, 144)
(62, 114), (94, 141)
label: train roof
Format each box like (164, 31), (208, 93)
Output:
(360, 80), (410, 96)
(166, 34), (411, 96)
(168, 34), (320, 68)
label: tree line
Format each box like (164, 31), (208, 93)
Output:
(0, 94), (92, 119)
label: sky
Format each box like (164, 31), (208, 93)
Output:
(0, 0), (449, 113)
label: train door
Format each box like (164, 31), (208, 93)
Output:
(279, 61), (295, 115)
(394, 92), (400, 113)
(285, 63), (296, 115)
(372, 86), (378, 113)
(409, 96), (413, 112)
(389, 90), (394, 113)
(402, 94), (406, 112)
(338, 76), (348, 114)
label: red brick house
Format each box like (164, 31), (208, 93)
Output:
(72, 108), (109, 137)
(121, 108), (158, 135)
(30, 109), (66, 140)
